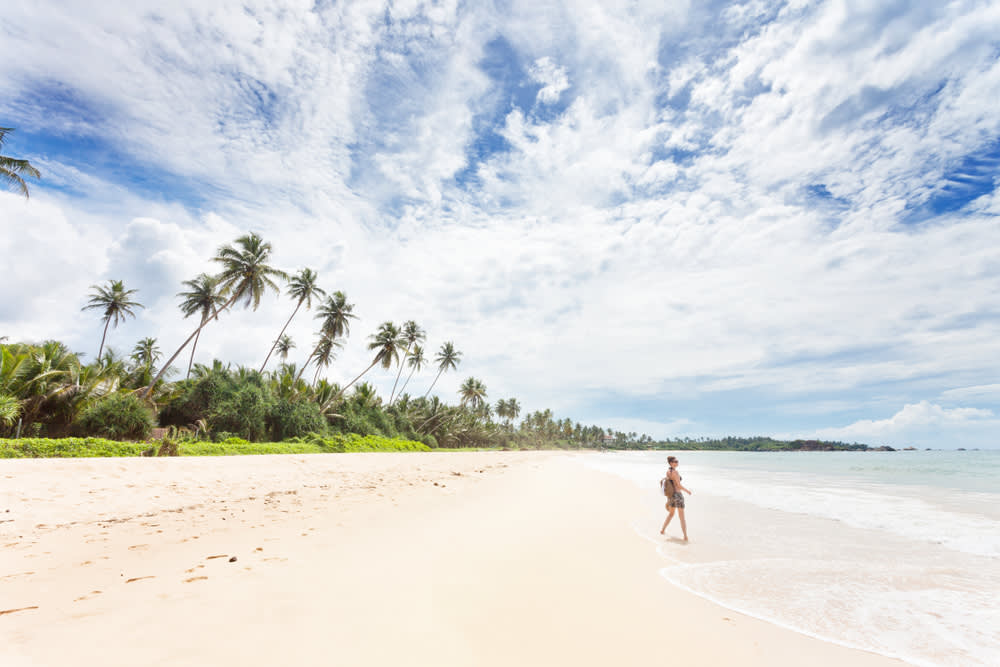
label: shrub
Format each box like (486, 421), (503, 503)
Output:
(207, 385), (271, 441)
(269, 398), (326, 441)
(75, 393), (155, 441)
(0, 437), (148, 458)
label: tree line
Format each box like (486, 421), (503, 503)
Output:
(1, 232), (644, 449)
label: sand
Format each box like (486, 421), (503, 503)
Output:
(0, 452), (904, 666)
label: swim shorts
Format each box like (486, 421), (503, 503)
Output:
(668, 492), (685, 509)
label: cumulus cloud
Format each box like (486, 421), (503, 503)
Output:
(810, 401), (999, 449)
(528, 57), (569, 104)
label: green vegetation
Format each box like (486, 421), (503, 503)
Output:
(1, 231), (880, 458)
(0, 433), (429, 458)
(0, 127), (41, 198)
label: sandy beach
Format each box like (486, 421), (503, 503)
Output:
(1, 452), (903, 666)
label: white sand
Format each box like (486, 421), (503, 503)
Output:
(0, 452), (904, 666)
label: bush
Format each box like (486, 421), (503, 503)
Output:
(207, 385), (271, 441)
(0, 437), (148, 458)
(75, 393), (155, 441)
(303, 433), (430, 453)
(269, 398), (326, 441)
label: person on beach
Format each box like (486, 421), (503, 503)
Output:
(660, 456), (692, 541)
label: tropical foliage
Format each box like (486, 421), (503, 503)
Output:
(1, 231), (677, 452)
(0, 127), (41, 198)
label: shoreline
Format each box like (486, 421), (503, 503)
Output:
(2, 452), (904, 666)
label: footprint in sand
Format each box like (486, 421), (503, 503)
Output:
(128, 544), (149, 551)
(0, 606), (39, 616)
(74, 591), (103, 602)
(125, 576), (155, 584)
(184, 576), (208, 583)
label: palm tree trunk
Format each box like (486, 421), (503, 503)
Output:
(295, 350), (316, 383)
(398, 364), (419, 398)
(141, 292), (238, 398)
(388, 344), (410, 404)
(423, 368), (444, 399)
(260, 301), (302, 372)
(322, 357), (379, 411)
(313, 364), (321, 386)
(186, 318), (205, 379)
(97, 318), (111, 361)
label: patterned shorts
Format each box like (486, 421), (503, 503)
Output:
(668, 492), (685, 509)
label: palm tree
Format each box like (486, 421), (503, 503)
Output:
(296, 290), (356, 382)
(129, 337), (162, 388)
(311, 332), (341, 385)
(143, 232), (286, 396)
(396, 344), (425, 399)
(326, 321), (402, 406)
(275, 335), (295, 361)
(0, 127), (41, 198)
(260, 268), (326, 372)
(389, 320), (425, 404)
(459, 376), (487, 410)
(177, 273), (225, 379)
(424, 341), (462, 398)
(82, 280), (144, 360)
(131, 337), (161, 368)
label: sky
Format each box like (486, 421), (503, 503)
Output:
(1, 0), (999, 449)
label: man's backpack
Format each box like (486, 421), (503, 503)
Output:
(660, 475), (675, 496)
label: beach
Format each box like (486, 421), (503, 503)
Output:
(1, 452), (904, 666)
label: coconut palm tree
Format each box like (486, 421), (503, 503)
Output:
(131, 337), (161, 368)
(311, 332), (341, 385)
(296, 291), (356, 382)
(459, 376), (487, 410)
(326, 321), (402, 406)
(260, 268), (325, 372)
(275, 335), (295, 361)
(128, 337), (162, 388)
(424, 341), (462, 398)
(177, 273), (225, 379)
(143, 232), (286, 397)
(82, 280), (144, 360)
(389, 320), (425, 404)
(0, 127), (41, 198)
(395, 344), (425, 400)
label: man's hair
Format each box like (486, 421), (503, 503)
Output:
(667, 456), (677, 463)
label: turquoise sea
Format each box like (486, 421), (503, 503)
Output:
(586, 450), (1000, 667)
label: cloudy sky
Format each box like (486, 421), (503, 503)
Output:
(2, 0), (999, 448)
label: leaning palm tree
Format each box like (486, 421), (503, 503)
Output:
(296, 291), (356, 382)
(260, 268), (326, 372)
(177, 273), (225, 379)
(459, 376), (487, 410)
(325, 321), (402, 406)
(311, 332), (341, 386)
(82, 280), (144, 360)
(275, 335), (295, 362)
(0, 127), (41, 198)
(143, 232), (287, 397)
(389, 320), (425, 404)
(395, 344), (425, 401)
(424, 341), (462, 398)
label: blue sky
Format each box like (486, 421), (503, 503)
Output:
(2, 0), (999, 448)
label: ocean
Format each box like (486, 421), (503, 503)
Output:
(585, 450), (1000, 667)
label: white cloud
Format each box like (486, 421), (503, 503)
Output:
(528, 57), (569, 104)
(809, 401), (999, 449)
